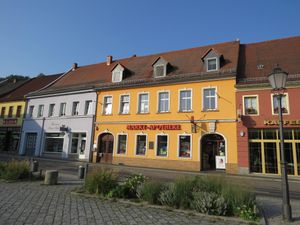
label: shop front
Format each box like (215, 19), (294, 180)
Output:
(0, 118), (22, 153)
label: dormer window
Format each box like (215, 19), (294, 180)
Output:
(152, 57), (168, 78)
(207, 58), (218, 71)
(202, 48), (222, 72)
(111, 64), (125, 83)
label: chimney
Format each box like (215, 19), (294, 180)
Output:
(132, 54), (137, 58)
(72, 63), (78, 70)
(106, 55), (113, 65)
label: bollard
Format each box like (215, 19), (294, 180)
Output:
(30, 160), (39, 172)
(78, 165), (85, 179)
(44, 170), (58, 185)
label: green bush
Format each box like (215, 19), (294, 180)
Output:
(84, 168), (118, 195)
(0, 160), (30, 181)
(236, 204), (258, 221)
(137, 181), (164, 204)
(158, 183), (177, 207)
(121, 174), (146, 198)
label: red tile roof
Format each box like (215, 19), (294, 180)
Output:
(0, 74), (62, 102)
(237, 36), (300, 84)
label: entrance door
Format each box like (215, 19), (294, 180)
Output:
(25, 133), (37, 156)
(98, 133), (114, 163)
(201, 134), (225, 171)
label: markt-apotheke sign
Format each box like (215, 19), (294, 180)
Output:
(127, 124), (181, 130)
(2, 119), (18, 125)
(264, 120), (300, 126)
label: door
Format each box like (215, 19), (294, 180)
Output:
(25, 133), (37, 156)
(98, 133), (114, 163)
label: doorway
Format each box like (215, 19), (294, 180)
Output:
(201, 134), (226, 171)
(98, 133), (114, 163)
(25, 133), (37, 156)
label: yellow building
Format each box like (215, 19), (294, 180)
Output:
(91, 40), (239, 173)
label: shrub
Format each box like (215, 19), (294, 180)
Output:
(236, 204), (258, 221)
(84, 168), (118, 195)
(173, 177), (195, 209)
(158, 183), (177, 207)
(191, 191), (227, 216)
(121, 174), (146, 198)
(137, 180), (164, 204)
(0, 160), (30, 181)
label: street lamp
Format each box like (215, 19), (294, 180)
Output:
(268, 66), (292, 221)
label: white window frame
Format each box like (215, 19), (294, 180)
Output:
(157, 90), (170, 113)
(271, 93), (290, 115)
(28, 106), (34, 118)
(48, 104), (55, 117)
(242, 95), (259, 116)
(206, 57), (218, 72)
(59, 103), (66, 117)
(154, 64), (166, 78)
(178, 89), (193, 112)
(119, 94), (130, 114)
(202, 87), (218, 111)
(37, 105), (44, 118)
(134, 133), (148, 156)
(137, 92), (150, 114)
(116, 133), (128, 155)
(177, 134), (192, 159)
(112, 70), (123, 83)
(72, 101), (80, 116)
(156, 134), (169, 157)
(84, 100), (93, 115)
(102, 95), (113, 115)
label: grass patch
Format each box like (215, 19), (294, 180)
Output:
(0, 160), (30, 181)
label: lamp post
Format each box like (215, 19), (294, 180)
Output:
(268, 66), (292, 221)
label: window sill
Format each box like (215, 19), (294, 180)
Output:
(156, 111), (171, 114)
(136, 112), (150, 115)
(201, 109), (219, 112)
(177, 111), (193, 113)
(102, 114), (113, 116)
(118, 113), (130, 115)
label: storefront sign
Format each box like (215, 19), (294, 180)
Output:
(3, 119), (18, 125)
(264, 120), (300, 126)
(216, 156), (226, 169)
(127, 124), (181, 130)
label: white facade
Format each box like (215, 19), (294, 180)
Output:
(19, 90), (97, 161)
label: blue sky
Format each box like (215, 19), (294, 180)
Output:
(0, 0), (299, 77)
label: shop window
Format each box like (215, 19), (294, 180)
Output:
(48, 104), (55, 117)
(296, 143), (300, 175)
(37, 105), (44, 117)
(0, 107), (5, 117)
(103, 96), (112, 115)
(70, 133), (86, 154)
(117, 134), (127, 154)
(248, 129), (261, 139)
(120, 95), (130, 114)
(44, 133), (64, 153)
(249, 142), (262, 173)
(59, 103), (66, 116)
(203, 88), (217, 111)
(295, 129), (300, 140)
(84, 100), (92, 115)
(272, 94), (289, 114)
(156, 135), (168, 156)
(264, 142), (278, 174)
(158, 92), (169, 113)
(8, 106), (13, 118)
(178, 135), (191, 158)
(283, 129), (293, 140)
(243, 96), (258, 115)
(263, 129), (277, 139)
(28, 106), (34, 118)
(138, 93), (149, 113)
(136, 135), (147, 155)
(72, 101), (79, 116)
(284, 143), (294, 175)
(16, 106), (22, 118)
(179, 90), (192, 112)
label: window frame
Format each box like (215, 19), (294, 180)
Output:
(135, 133), (148, 156)
(154, 64), (166, 78)
(59, 103), (66, 117)
(102, 95), (113, 115)
(137, 92), (150, 114)
(178, 89), (193, 112)
(16, 106), (22, 118)
(242, 95), (259, 116)
(84, 100), (92, 115)
(119, 94), (130, 115)
(116, 133), (128, 155)
(271, 93), (290, 115)
(156, 134), (169, 157)
(8, 106), (13, 118)
(28, 106), (34, 118)
(48, 104), (55, 117)
(206, 57), (218, 72)
(0, 107), (5, 118)
(157, 90), (170, 113)
(178, 134), (192, 159)
(37, 104), (44, 118)
(202, 87), (218, 111)
(72, 101), (80, 116)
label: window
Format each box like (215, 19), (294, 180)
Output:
(70, 133), (86, 154)
(117, 134), (127, 154)
(207, 58), (217, 71)
(158, 91), (169, 112)
(37, 105), (44, 117)
(243, 96), (258, 115)
(272, 94), (289, 114)
(59, 103), (66, 116)
(179, 90), (192, 112)
(138, 93), (149, 113)
(48, 104), (55, 117)
(8, 106), (13, 117)
(28, 106), (34, 118)
(179, 135), (191, 158)
(154, 65), (165, 77)
(84, 100), (92, 115)
(112, 71), (122, 83)
(16, 106), (22, 118)
(136, 135), (147, 155)
(44, 133), (64, 153)
(1, 107), (6, 117)
(156, 135), (168, 156)
(120, 95), (130, 114)
(203, 88), (217, 111)
(72, 101), (79, 116)
(103, 96), (112, 115)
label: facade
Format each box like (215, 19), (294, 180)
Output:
(91, 41), (240, 173)
(236, 36), (300, 176)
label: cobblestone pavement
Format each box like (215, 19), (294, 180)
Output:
(0, 181), (249, 225)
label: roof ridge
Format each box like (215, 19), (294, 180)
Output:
(243, 35), (300, 46)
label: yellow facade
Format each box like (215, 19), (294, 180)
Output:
(94, 79), (238, 173)
(0, 101), (26, 126)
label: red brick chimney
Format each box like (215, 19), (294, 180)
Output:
(72, 63), (78, 70)
(107, 55), (113, 65)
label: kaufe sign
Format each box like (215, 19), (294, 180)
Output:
(264, 120), (300, 126)
(127, 124), (181, 130)
(3, 119), (18, 125)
